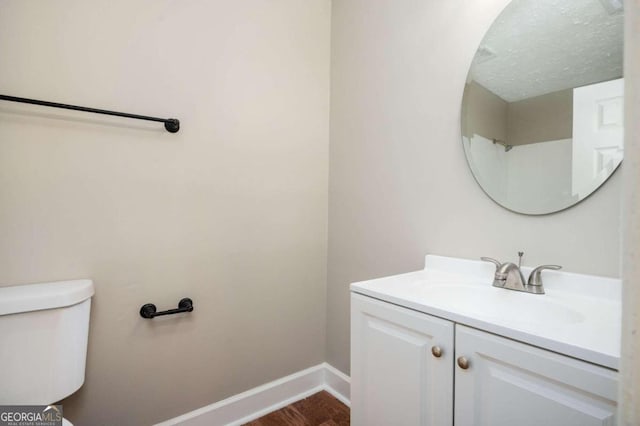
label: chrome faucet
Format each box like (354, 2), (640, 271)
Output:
(481, 253), (561, 295)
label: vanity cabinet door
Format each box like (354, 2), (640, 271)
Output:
(351, 293), (454, 426)
(454, 325), (618, 426)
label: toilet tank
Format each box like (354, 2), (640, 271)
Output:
(0, 279), (94, 404)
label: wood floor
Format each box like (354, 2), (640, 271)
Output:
(243, 391), (350, 426)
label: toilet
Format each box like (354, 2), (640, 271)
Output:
(0, 279), (95, 426)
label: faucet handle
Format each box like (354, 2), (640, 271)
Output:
(480, 257), (502, 271)
(528, 265), (562, 286)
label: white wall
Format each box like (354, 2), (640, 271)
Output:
(464, 136), (573, 213)
(619, 0), (640, 422)
(464, 135), (508, 205)
(506, 139), (573, 214)
(0, 1), (330, 424)
(328, 0), (622, 374)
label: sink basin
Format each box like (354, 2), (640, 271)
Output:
(414, 283), (584, 326)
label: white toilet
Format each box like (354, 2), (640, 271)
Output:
(0, 279), (95, 426)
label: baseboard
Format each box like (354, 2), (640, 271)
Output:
(155, 363), (350, 426)
(322, 363), (350, 407)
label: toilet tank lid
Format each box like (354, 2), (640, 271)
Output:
(0, 279), (94, 316)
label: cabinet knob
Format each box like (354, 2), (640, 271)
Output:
(457, 356), (470, 370)
(431, 346), (443, 358)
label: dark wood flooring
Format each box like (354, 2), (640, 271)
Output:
(243, 391), (350, 426)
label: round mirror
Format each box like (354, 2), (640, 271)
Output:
(461, 0), (624, 214)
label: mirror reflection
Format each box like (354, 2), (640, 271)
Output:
(462, 0), (624, 214)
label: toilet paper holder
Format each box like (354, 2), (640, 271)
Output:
(140, 298), (193, 319)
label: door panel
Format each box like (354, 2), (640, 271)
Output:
(572, 78), (624, 198)
(351, 293), (454, 426)
(454, 325), (617, 426)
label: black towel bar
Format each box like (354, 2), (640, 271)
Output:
(0, 94), (180, 133)
(140, 298), (193, 319)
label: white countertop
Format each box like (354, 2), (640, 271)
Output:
(350, 255), (621, 370)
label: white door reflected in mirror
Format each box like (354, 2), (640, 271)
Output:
(573, 78), (624, 199)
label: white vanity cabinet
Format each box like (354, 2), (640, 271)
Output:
(351, 293), (618, 426)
